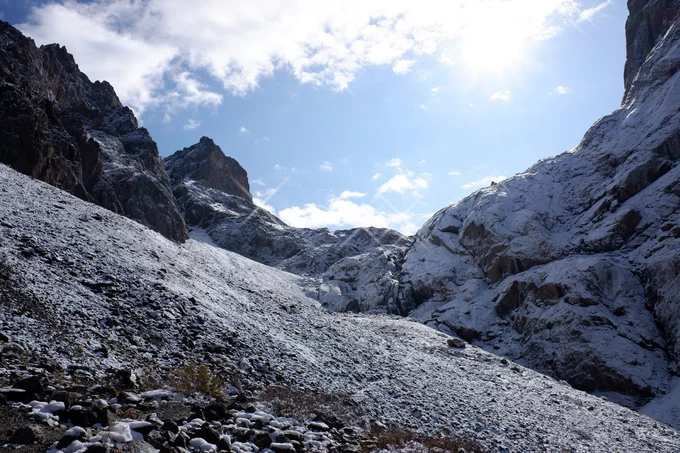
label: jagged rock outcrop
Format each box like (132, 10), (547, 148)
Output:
(165, 139), (410, 312)
(0, 21), (187, 242)
(392, 0), (680, 421)
(165, 137), (251, 200)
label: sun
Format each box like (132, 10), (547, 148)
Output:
(459, 22), (528, 76)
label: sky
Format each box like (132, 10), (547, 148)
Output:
(1, 0), (628, 235)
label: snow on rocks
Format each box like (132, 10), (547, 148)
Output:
(0, 165), (679, 452)
(29, 401), (66, 426)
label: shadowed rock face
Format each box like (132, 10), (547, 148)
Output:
(623, 0), (680, 101)
(0, 21), (187, 242)
(165, 137), (252, 201)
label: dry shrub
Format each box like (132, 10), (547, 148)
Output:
(169, 363), (227, 400)
(361, 426), (490, 453)
(258, 385), (361, 424)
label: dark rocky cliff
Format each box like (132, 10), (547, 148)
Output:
(0, 21), (187, 242)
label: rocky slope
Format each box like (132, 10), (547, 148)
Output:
(0, 21), (187, 242)
(164, 138), (410, 313)
(1, 163), (679, 452)
(384, 0), (680, 424)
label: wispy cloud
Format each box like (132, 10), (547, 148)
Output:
(254, 137), (270, 145)
(461, 175), (507, 190)
(393, 59), (416, 75)
(274, 163), (299, 172)
(578, 0), (612, 22)
(372, 173), (383, 181)
(252, 179), (265, 186)
(419, 104), (428, 110)
(551, 85), (572, 95)
(339, 190), (366, 199)
(239, 126), (250, 134)
(489, 90), (511, 101)
(183, 119), (201, 130)
(431, 86), (443, 95)
(319, 161), (333, 172)
(448, 170), (461, 176)
(386, 158), (403, 168)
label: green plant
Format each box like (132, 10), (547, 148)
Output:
(169, 363), (227, 400)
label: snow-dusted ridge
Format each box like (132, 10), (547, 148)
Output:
(1, 164), (678, 452)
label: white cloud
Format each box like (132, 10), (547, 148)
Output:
(551, 85), (572, 95)
(448, 170), (461, 176)
(319, 161), (333, 172)
(461, 175), (507, 190)
(252, 179), (265, 186)
(378, 174), (428, 195)
(339, 190), (366, 199)
(278, 195), (417, 234)
(578, 0), (612, 22)
(431, 86), (443, 95)
(255, 188), (278, 198)
(489, 90), (511, 101)
(239, 126), (250, 134)
(386, 158), (403, 168)
(183, 119), (201, 130)
(274, 163), (299, 172)
(419, 104), (428, 110)
(438, 50), (454, 65)
(19, 1), (598, 115)
(392, 59), (416, 75)
(372, 173), (383, 181)
(253, 197), (276, 214)
(418, 160), (426, 165)
(254, 137), (270, 145)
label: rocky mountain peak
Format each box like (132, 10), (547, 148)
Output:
(164, 136), (252, 201)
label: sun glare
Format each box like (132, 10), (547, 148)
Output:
(461, 28), (526, 74)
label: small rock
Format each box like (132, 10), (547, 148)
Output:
(446, 337), (466, 348)
(204, 403), (228, 421)
(252, 431), (272, 449)
(85, 445), (111, 453)
(270, 442), (296, 453)
(216, 435), (231, 451)
(114, 369), (138, 389)
(162, 421), (180, 434)
(308, 421), (330, 431)
(194, 426), (221, 444)
(10, 426), (38, 444)
(119, 391), (142, 404)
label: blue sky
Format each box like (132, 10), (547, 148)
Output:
(2, 0), (627, 234)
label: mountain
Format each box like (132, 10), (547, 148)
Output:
(164, 138), (411, 313)
(1, 1), (680, 450)
(0, 21), (187, 242)
(385, 0), (680, 423)
(1, 162), (679, 452)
